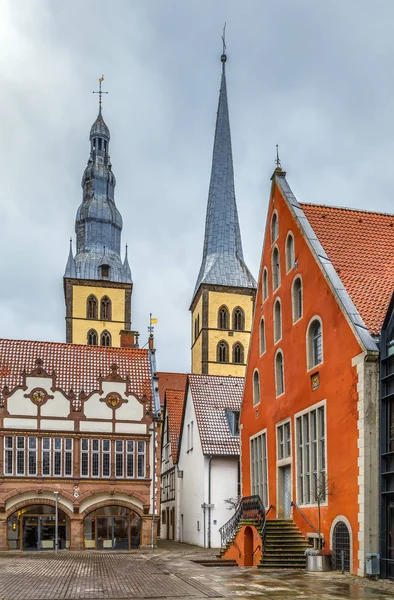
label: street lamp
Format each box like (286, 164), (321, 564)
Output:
(54, 491), (60, 552)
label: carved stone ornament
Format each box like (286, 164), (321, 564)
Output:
(24, 387), (54, 406)
(73, 484), (80, 498)
(100, 392), (127, 410)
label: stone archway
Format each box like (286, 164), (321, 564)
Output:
(6, 501), (72, 551)
(82, 503), (142, 550)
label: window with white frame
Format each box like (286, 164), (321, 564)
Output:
(64, 438), (73, 476)
(53, 437), (62, 476)
(42, 438), (51, 475)
(126, 440), (135, 477)
(296, 404), (326, 505)
(115, 440), (124, 477)
(16, 436), (25, 475)
(307, 319), (323, 369)
(81, 438), (89, 476)
(260, 318), (266, 355)
(91, 439), (100, 477)
(272, 247), (281, 290)
(4, 436), (13, 475)
(274, 299), (282, 343)
(262, 268), (268, 301)
(253, 370), (260, 405)
(102, 439), (111, 477)
(28, 436), (37, 476)
(277, 422), (291, 460)
(286, 233), (295, 272)
(250, 432), (268, 506)
(275, 351), (284, 396)
(292, 277), (303, 323)
(137, 441), (146, 478)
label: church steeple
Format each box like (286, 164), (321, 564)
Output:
(192, 46), (256, 303)
(190, 44), (256, 376)
(64, 80), (133, 347)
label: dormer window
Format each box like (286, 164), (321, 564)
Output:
(226, 410), (240, 437)
(100, 264), (110, 278)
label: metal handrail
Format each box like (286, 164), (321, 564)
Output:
(219, 495), (266, 549)
(291, 501), (324, 547)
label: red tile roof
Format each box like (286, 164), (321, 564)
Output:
(301, 203), (394, 336)
(0, 338), (152, 402)
(165, 389), (186, 463)
(157, 372), (187, 406)
(188, 374), (243, 455)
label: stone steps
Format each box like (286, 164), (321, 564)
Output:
(260, 520), (309, 570)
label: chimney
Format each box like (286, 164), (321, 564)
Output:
(120, 330), (139, 349)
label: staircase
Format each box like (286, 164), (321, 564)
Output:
(259, 520), (310, 569)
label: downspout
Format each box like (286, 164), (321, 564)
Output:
(151, 417), (156, 550)
(208, 455), (213, 548)
(149, 338), (161, 550)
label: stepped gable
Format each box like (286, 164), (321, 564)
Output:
(188, 374), (243, 455)
(165, 389), (186, 463)
(157, 372), (187, 406)
(0, 338), (152, 403)
(301, 203), (394, 336)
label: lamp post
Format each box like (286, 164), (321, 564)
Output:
(54, 491), (59, 552)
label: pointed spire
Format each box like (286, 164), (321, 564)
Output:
(123, 244), (132, 281)
(192, 36), (256, 301)
(65, 238), (76, 278)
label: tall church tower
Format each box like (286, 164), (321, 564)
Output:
(64, 86), (132, 347)
(190, 50), (256, 376)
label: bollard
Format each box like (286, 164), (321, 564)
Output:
(341, 550), (345, 574)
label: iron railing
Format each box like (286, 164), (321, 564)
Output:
(291, 501), (324, 548)
(219, 495), (266, 549)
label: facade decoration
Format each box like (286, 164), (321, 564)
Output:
(0, 338), (161, 551)
(190, 50), (256, 376)
(64, 88), (133, 348)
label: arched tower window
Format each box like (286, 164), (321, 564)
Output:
(271, 212), (278, 243)
(217, 340), (229, 363)
(286, 232), (295, 272)
(260, 318), (266, 355)
(233, 343), (244, 364)
(292, 277), (303, 322)
(87, 329), (98, 346)
(253, 370), (260, 406)
(101, 330), (112, 347)
(274, 299), (282, 343)
(100, 296), (112, 321)
(262, 268), (268, 301)
(100, 264), (110, 278)
(87, 295), (98, 320)
(272, 247), (281, 290)
(233, 307), (245, 331)
(218, 306), (229, 330)
(275, 351), (284, 396)
(194, 314), (200, 341)
(307, 318), (323, 369)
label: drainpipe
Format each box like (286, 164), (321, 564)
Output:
(151, 417), (156, 550)
(208, 455), (213, 548)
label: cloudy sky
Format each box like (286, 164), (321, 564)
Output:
(1, 1), (393, 373)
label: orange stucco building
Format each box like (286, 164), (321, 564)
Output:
(237, 167), (394, 575)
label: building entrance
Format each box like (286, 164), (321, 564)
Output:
(8, 505), (69, 550)
(84, 505), (141, 549)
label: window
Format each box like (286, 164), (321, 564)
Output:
(217, 340), (229, 363)
(286, 233), (295, 272)
(271, 212), (278, 243)
(64, 438), (73, 476)
(272, 247), (281, 290)
(54, 438), (62, 476)
(292, 277), (303, 322)
(4, 436), (13, 475)
(277, 422), (291, 460)
(81, 439), (89, 477)
(137, 441), (146, 478)
(218, 306), (229, 329)
(226, 410), (240, 436)
(92, 439), (100, 477)
(307, 319), (323, 369)
(253, 370), (260, 405)
(262, 268), (268, 301)
(100, 264), (110, 278)
(275, 351), (284, 396)
(260, 318), (266, 355)
(233, 342), (244, 364)
(233, 307), (245, 331)
(250, 432), (268, 506)
(194, 314), (200, 341)
(101, 330), (111, 347)
(115, 440), (124, 477)
(100, 296), (112, 321)
(296, 404), (326, 504)
(87, 329), (98, 346)
(42, 438), (51, 475)
(126, 440), (134, 478)
(16, 436), (25, 475)
(87, 295), (98, 320)
(28, 437), (37, 476)
(274, 299), (282, 343)
(98, 138), (102, 151)
(102, 439), (111, 477)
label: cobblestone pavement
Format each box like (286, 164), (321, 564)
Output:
(0, 544), (392, 600)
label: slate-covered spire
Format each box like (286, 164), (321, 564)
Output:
(192, 51), (256, 301)
(64, 106), (132, 283)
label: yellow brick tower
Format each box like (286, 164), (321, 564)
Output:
(64, 78), (132, 348)
(190, 50), (256, 376)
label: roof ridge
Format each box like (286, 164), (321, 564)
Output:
(0, 338), (148, 354)
(300, 202), (394, 218)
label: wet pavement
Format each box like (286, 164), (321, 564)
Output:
(0, 542), (391, 599)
